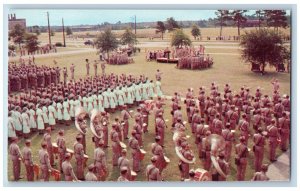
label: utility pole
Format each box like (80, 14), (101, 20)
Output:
(62, 18), (66, 47)
(47, 12), (52, 46)
(134, 15), (137, 44)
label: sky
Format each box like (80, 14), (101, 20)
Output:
(8, 9), (290, 26)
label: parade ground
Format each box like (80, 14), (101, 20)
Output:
(7, 27), (291, 181)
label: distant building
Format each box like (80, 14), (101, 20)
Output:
(8, 14), (26, 31)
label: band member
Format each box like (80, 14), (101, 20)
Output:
(121, 105), (132, 139)
(222, 123), (234, 161)
(195, 119), (207, 159)
(74, 134), (85, 180)
(22, 139), (34, 181)
(94, 140), (107, 181)
(57, 130), (67, 172)
(111, 124), (122, 166)
(62, 153), (78, 181)
(118, 149), (131, 180)
(202, 131), (212, 171)
(155, 112), (167, 147)
(85, 164), (98, 181)
(133, 118), (143, 146)
(117, 167), (129, 181)
(267, 119), (280, 162)
(39, 141), (53, 181)
(238, 114), (250, 146)
(9, 137), (23, 181)
(179, 142), (194, 180)
(146, 156), (162, 181)
(253, 128), (265, 172)
(129, 130), (141, 172)
(251, 164), (270, 181)
(151, 136), (166, 176)
(278, 112), (290, 151)
(235, 136), (249, 181)
(43, 127), (55, 166)
(212, 152), (229, 181)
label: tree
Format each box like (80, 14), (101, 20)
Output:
(120, 27), (137, 45)
(255, 10), (265, 29)
(155, 21), (166, 40)
(166, 17), (180, 31)
(171, 29), (192, 48)
(215, 10), (231, 36)
(25, 34), (40, 54)
(191, 24), (201, 40)
(32, 25), (41, 36)
(94, 28), (119, 59)
(50, 30), (55, 36)
(9, 24), (26, 48)
(231, 10), (247, 36)
(240, 29), (288, 74)
(66, 27), (73, 35)
(265, 10), (288, 32)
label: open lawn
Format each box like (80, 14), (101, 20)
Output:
(7, 41), (290, 182)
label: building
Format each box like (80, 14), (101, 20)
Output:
(8, 14), (26, 31)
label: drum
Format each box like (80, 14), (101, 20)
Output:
(52, 143), (58, 154)
(51, 169), (61, 181)
(67, 148), (74, 158)
(120, 142), (127, 149)
(33, 163), (40, 180)
(130, 170), (137, 181)
(194, 168), (211, 181)
(139, 149), (146, 160)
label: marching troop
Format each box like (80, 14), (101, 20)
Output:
(8, 58), (290, 182)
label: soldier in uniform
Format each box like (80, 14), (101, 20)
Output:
(121, 105), (132, 139)
(117, 167), (129, 181)
(155, 112), (167, 146)
(252, 164), (270, 181)
(93, 60), (98, 76)
(110, 124), (122, 166)
(85, 164), (98, 181)
(43, 127), (55, 167)
(267, 119), (279, 162)
(70, 63), (75, 80)
(278, 112), (290, 151)
(226, 105), (239, 130)
(235, 136), (249, 181)
(253, 109), (263, 131)
(63, 67), (68, 85)
(118, 149), (132, 180)
(57, 130), (67, 172)
(151, 136), (166, 177)
(9, 137), (23, 181)
(101, 62), (106, 76)
(253, 127), (265, 172)
(202, 131), (212, 171)
(146, 156), (162, 181)
(179, 142), (194, 180)
(22, 139), (34, 181)
(129, 130), (141, 172)
(74, 135), (85, 180)
(62, 153), (78, 181)
(222, 123), (234, 161)
(39, 141), (53, 181)
(238, 114), (250, 146)
(212, 152), (229, 181)
(85, 59), (90, 76)
(94, 140), (107, 181)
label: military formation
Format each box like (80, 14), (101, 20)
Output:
(108, 52), (133, 65)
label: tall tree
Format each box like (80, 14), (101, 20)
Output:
(265, 10), (288, 32)
(240, 29), (288, 74)
(215, 10), (231, 37)
(9, 24), (26, 48)
(255, 10), (265, 29)
(120, 27), (137, 45)
(231, 10), (247, 36)
(171, 29), (192, 48)
(191, 24), (201, 40)
(32, 25), (41, 36)
(66, 27), (73, 35)
(94, 28), (119, 59)
(166, 17), (180, 31)
(25, 34), (40, 54)
(155, 21), (166, 40)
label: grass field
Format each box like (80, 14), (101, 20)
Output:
(7, 37), (291, 182)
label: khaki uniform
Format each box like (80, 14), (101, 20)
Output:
(22, 146), (34, 181)
(9, 143), (22, 181)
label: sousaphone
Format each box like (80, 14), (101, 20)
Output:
(75, 106), (88, 135)
(175, 146), (196, 164)
(90, 109), (102, 139)
(205, 134), (227, 178)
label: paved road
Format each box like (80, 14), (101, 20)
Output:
(266, 150), (290, 181)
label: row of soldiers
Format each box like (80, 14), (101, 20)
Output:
(168, 79), (290, 181)
(8, 63), (61, 93)
(8, 72), (164, 140)
(177, 55), (213, 70)
(108, 52), (133, 65)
